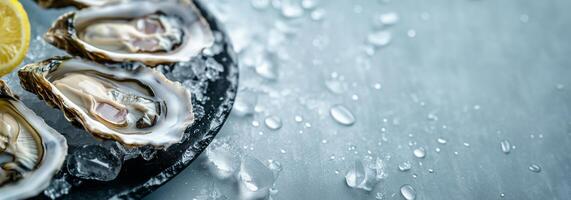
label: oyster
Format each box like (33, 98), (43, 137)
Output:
(19, 57), (194, 148)
(0, 81), (68, 200)
(45, 0), (214, 66)
(34, 0), (122, 9)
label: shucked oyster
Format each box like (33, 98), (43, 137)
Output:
(0, 81), (67, 200)
(45, 0), (214, 66)
(34, 0), (122, 9)
(19, 57), (194, 148)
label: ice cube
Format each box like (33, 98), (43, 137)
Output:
(66, 145), (122, 181)
(204, 140), (241, 179)
(237, 156), (275, 199)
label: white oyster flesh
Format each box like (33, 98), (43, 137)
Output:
(81, 14), (184, 54)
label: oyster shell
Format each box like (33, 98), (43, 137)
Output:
(0, 81), (68, 200)
(19, 57), (194, 148)
(34, 0), (122, 9)
(45, 0), (214, 66)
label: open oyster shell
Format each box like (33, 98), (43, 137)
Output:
(0, 80), (68, 200)
(18, 57), (194, 148)
(44, 0), (214, 66)
(34, 0), (122, 9)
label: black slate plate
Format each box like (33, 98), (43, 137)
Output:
(21, 1), (239, 199)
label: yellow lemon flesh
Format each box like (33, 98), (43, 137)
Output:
(0, 0), (31, 77)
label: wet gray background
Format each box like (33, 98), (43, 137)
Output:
(18, 0), (571, 199)
(147, 0), (571, 199)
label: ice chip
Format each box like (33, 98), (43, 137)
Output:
(238, 156), (275, 199)
(204, 140), (241, 179)
(66, 145), (122, 181)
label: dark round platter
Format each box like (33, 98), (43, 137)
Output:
(18, 0), (239, 199)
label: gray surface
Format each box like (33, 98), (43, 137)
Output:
(144, 0), (571, 199)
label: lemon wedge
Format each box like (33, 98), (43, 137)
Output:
(0, 0), (31, 76)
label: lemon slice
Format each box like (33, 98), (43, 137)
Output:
(0, 0), (31, 77)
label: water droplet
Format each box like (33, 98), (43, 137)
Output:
(407, 29), (417, 38)
(267, 160), (283, 175)
(398, 161), (412, 172)
(345, 160), (378, 191)
(264, 116), (283, 130)
(528, 164), (542, 173)
(251, 0), (270, 10)
(377, 12), (399, 25)
(351, 94), (359, 101)
(310, 9), (326, 21)
(427, 113), (438, 121)
(373, 83), (382, 90)
(252, 120), (260, 127)
(500, 193), (505, 198)
(280, 149), (287, 154)
(463, 142), (470, 147)
(301, 0), (319, 9)
(329, 155), (336, 160)
(281, 2), (304, 18)
(400, 184), (417, 200)
(435, 147), (441, 153)
(325, 79), (346, 94)
(294, 115), (303, 122)
(367, 31), (392, 47)
(413, 147), (426, 158)
(330, 104), (356, 126)
(428, 168), (434, 173)
(500, 139), (511, 154)
(437, 138), (447, 144)
(321, 139), (328, 144)
(348, 145), (357, 151)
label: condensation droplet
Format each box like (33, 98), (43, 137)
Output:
(330, 104), (356, 126)
(398, 161), (412, 172)
(500, 139), (511, 154)
(311, 9), (326, 21)
(528, 164), (542, 173)
(294, 115), (303, 123)
(251, 0), (270, 10)
(400, 184), (417, 200)
(407, 29), (417, 38)
(367, 31), (392, 47)
(377, 12), (399, 25)
(264, 116), (283, 130)
(413, 147), (426, 158)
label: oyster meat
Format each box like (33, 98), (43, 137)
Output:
(0, 81), (68, 200)
(19, 57), (194, 148)
(34, 0), (122, 9)
(45, 0), (214, 66)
